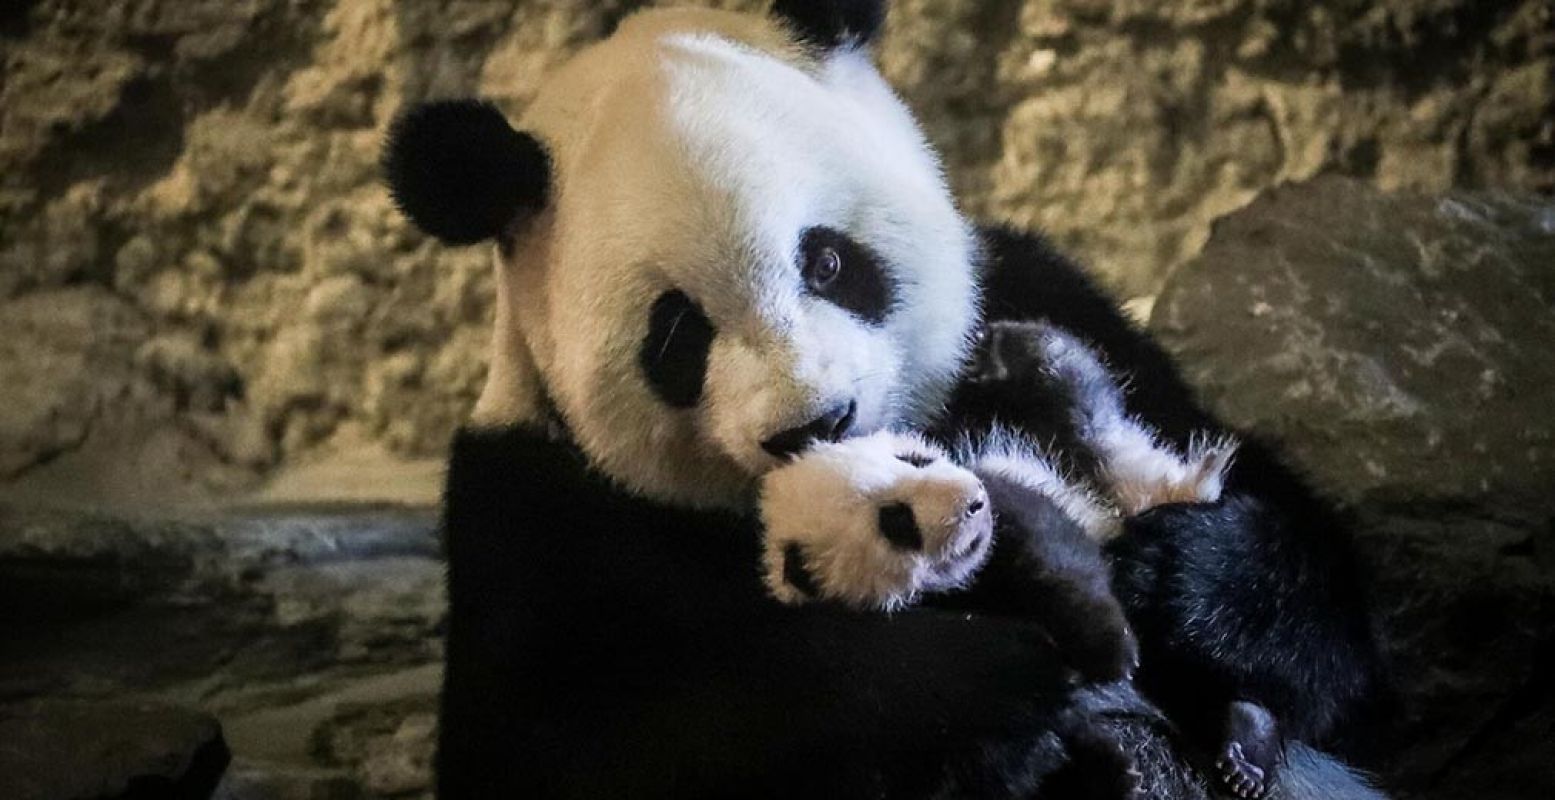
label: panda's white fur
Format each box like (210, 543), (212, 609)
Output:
(473, 8), (978, 510)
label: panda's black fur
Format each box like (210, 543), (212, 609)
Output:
(771, 0), (886, 51)
(435, 225), (1388, 799)
(440, 417), (1088, 799)
(401, 2), (1389, 796)
(945, 228), (1390, 754)
(381, 99), (550, 246)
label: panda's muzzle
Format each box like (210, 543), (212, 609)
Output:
(760, 400), (857, 460)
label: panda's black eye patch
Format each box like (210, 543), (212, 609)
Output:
(640, 290), (716, 409)
(799, 227), (896, 324)
(878, 503), (924, 550)
(896, 452), (936, 468)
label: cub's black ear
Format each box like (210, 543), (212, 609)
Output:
(771, 0), (885, 51)
(383, 99), (550, 246)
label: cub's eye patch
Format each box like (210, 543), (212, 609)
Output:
(799, 227), (896, 324)
(640, 289), (716, 408)
(895, 452), (936, 468)
(782, 542), (820, 597)
(878, 503), (924, 550)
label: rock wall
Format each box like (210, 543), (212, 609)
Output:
(1, 0), (1550, 498)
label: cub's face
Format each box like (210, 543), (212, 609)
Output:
(388, 6), (979, 510)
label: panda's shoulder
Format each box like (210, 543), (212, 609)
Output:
(964, 224), (1216, 442)
(975, 224), (1122, 330)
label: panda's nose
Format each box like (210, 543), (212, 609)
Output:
(761, 400), (857, 459)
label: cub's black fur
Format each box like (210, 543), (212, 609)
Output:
(941, 227), (1389, 797)
(936, 470), (1139, 687)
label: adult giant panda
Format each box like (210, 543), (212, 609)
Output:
(383, 2), (1388, 797)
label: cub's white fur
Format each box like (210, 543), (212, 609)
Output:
(762, 419), (1235, 611)
(963, 429), (1121, 541)
(474, 8), (978, 510)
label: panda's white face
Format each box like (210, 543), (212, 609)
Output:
(477, 9), (979, 510)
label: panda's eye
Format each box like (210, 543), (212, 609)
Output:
(806, 246), (841, 290)
(797, 227), (896, 324)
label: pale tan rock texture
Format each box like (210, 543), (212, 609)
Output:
(0, 0), (1550, 499)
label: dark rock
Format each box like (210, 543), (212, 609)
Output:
(0, 700), (230, 800)
(29, 512), (443, 800)
(0, 505), (443, 800)
(0, 506), (443, 701)
(312, 697), (437, 798)
(1151, 176), (1555, 798)
(1154, 175), (1555, 513)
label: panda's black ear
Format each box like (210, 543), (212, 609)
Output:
(383, 99), (551, 246)
(771, 0), (885, 51)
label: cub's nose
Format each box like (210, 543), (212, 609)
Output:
(761, 400), (857, 459)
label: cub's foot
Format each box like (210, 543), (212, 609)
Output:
(760, 431), (993, 610)
(1214, 701), (1283, 800)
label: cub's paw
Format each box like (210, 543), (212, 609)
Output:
(1215, 701), (1284, 800)
(760, 432), (993, 610)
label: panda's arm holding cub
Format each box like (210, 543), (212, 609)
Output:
(440, 424), (1096, 798)
(759, 324), (1234, 684)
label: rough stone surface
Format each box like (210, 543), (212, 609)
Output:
(1151, 176), (1555, 799)
(1154, 175), (1555, 512)
(0, 700), (231, 800)
(1, 0), (1550, 498)
(0, 505), (443, 800)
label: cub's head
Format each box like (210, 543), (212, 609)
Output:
(760, 431), (993, 611)
(385, 1), (979, 509)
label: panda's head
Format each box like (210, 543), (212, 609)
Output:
(385, 1), (979, 509)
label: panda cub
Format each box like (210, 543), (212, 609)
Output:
(762, 322), (1236, 623)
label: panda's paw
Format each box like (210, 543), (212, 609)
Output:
(760, 431), (994, 611)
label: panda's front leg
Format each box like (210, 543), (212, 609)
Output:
(759, 431), (994, 612)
